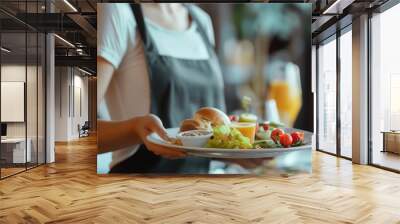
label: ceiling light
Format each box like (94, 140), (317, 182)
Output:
(1, 47), (11, 53)
(322, 0), (342, 15)
(54, 34), (75, 48)
(63, 0), (78, 12)
(78, 67), (93, 76)
(322, 0), (355, 15)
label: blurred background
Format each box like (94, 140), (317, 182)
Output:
(199, 3), (312, 130)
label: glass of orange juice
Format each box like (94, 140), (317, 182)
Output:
(268, 80), (302, 126)
(267, 63), (302, 127)
(230, 122), (257, 144)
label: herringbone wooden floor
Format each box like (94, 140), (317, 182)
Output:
(1, 135), (400, 224)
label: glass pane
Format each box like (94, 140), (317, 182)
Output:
(0, 1), (46, 178)
(317, 38), (337, 154)
(340, 30), (352, 158)
(38, 32), (45, 165)
(26, 0), (41, 169)
(371, 4), (400, 171)
(27, 31), (38, 169)
(1, 30), (28, 177)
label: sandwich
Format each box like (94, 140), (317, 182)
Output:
(179, 107), (231, 132)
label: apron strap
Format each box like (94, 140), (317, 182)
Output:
(185, 4), (214, 55)
(130, 3), (153, 51)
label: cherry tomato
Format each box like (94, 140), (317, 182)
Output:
(280, 133), (293, 148)
(271, 128), (284, 143)
(291, 132), (304, 144)
(262, 122), (269, 131)
(229, 115), (238, 122)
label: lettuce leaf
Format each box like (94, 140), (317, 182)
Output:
(206, 125), (252, 149)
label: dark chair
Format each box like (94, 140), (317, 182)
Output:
(78, 121), (90, 138)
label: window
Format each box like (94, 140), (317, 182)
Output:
(317, 37), (337, 154)
(339, 29), (352, 158)
(370, 3), (400, 171)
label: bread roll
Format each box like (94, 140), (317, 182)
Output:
(179, 119), (211, 132)
(193, 107), (230, 126)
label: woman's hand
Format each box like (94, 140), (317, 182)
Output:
(133, 114), (187, 159)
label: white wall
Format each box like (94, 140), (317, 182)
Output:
(54, 67), (89, 141)
(1, 65), (41, 137)
(72, 73), (89, 137)
(1, 64), (46, 164)
(1, 66), (26, 139)
(55, 67), (69, 141)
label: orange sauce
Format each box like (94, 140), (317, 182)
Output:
(230, 122), (257, 144)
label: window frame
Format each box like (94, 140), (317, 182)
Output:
(0, 0), (48, 180)
(315, 23), (352, 160)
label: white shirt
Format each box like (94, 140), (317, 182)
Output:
(97, 3), (216, 171)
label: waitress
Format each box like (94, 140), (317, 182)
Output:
(97, 3), (226, 173)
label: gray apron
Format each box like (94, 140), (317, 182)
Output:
(110, 4), (226, 173)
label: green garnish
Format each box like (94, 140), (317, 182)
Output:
(206, 125), (252, 149)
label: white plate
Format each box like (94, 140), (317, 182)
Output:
(147, 127), (313, 159)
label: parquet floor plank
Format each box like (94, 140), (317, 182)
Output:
(1, 135), (400, 223)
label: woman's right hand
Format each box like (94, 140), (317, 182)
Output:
(133, 114), (187, 159)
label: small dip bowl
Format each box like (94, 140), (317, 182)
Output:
(177, 130), (213, 147)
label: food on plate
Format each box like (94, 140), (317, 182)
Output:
(279, 133), (293, 148)
(177, 130), (213, 147)
(180, 119), (211, 132)
(193, 107), (231, 126)
(255, 127), (272, 141)
(228, 115), (238, 122)
(238, 113), (258, 123)
(230, 122), (257, 144)
(253, 139), (278, 149)
(168, 137), (182, 146)
(180, 107), (231, 132)
(206, 125), (252, 149)
(181, 130), (212, 137)
(271, 128), (284, 143)
(262, 122), (270, 131)
(254, 126), (306, 148)
(291, 131), (304, 145)
(290, 131), (305, 147)
(174, 107), (306, 149)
